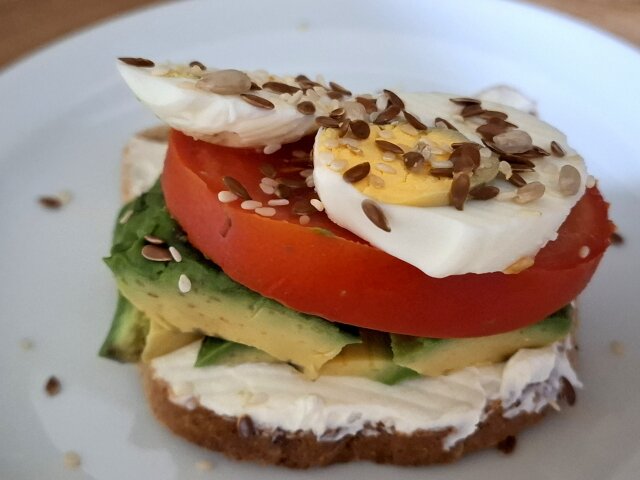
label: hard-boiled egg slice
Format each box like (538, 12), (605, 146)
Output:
(313, 92), (588, 278)
(117, 61), (361, 150)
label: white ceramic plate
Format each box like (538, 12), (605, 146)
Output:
(1, 0), (639, 478)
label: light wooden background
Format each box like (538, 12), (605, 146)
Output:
(1, 0), (639, 69)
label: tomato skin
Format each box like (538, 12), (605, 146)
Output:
(162, 131), (613, 338)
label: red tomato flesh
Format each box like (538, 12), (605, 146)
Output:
(162, 131), (613, 338)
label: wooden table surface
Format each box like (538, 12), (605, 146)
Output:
(1, 0), (639, 70)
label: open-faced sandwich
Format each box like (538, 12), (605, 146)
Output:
(100, 58), (613, 468)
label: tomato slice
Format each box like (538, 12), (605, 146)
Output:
(162, 130), (613, 338)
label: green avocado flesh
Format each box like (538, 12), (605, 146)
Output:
(390, 307), (572, 377)
(101, 182), (573, 384)
(103, 181), (359, 379)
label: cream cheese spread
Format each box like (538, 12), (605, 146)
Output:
(151, 338), (579, 450)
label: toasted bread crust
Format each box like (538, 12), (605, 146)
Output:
(141, 364), (566, 468)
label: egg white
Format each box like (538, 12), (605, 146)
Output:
(313, 93), (587, 278)
(117, 62), (319, 149)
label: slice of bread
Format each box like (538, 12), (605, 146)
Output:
(142, 363), (571, 468)
(122, 127), (576, 468)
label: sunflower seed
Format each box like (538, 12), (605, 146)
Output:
(514, 181), (545, 204)
(141, 244), (173, 262)
(493, 130), (533, 154)
(262, 81), (300, 94)
(222, 176), (251, 200)
(343, 162), (371, 183)
(469, 185), (500, 200)
(558, 164), (581, 196)
(197, 69), (252, 95)
(383, 89), (405, 108)
(361, 200), (390, 232)
(275, 184), (291, 198)
(292, 199), (316, 215)
(350, 120), (370, 139)
(550, 140), (566, 157)
(118, 57), (154, 67)
(239, 93), (275, 109)
(375, 139), (404, 154)
(450, 173), (471, 210)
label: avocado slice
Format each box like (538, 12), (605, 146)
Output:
(196, 330), (418, 385)
(103, 182), (359, 378)
(195, 337), (277, 368)
(99, 293), (150, 362)
(390, 307), (572, 377)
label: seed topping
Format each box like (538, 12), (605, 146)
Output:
(189, 60), (206, 70)
(178, 274), (192, 294)
(349, 120), (371, 139)
(222, 176), (251, 200)
(403, 111), (427, 130)
(119, 57), (154, 67)
(402, 151), (425, 171)
(45, 376), (61, 396)
(550, 140), (566, 157)
(196, 69), (252, 95)
(355, 96), (378, 113)
(560, 377), (576, 406)
(558, 164), (581, 196)
(343, 162), (371, 183)
(143, 235), (164, 245)
(469, 185), (500, 200)
(329, 81), (352, 96)
(295, 101), (315, 115)
(373, 105), (401, 125)
(141, 244), (173, 262)
(449, 97), (481, 106)
(383, 89), (405, 108)
(450, 173), (471, 210)
(361, 199), (391, 232)
(375, 139), (404, 154)
(239, 93), (275, 109)
(497, 436), (517, 455)
(237, 415), (256, 437)
(514, 181), (545, 204)
(169, 246), (182, 262)
(434, 117), (457, 130)
(262, 81), (299, 94)
(493, 130), (533, 154)
(315, 116), (341, 128)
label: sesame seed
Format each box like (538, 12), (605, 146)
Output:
(178, 274), (191, 294)
(118, 209), (134, 224)
(305, 176), (315, 188)
(610, 340), (625, 356)
(579, 245), (590, 258)
(299, 168), (314, 178)
(368, 174), (385, 189)
(399, 123), (419, 136)
(169, 246), (182, 262)
(382, 152), (397, 162)
(299, 215), (311, 225)
(268, 199), (290, 206)
(261, 177), (279, 187)
(196, 460), (214, 471)
(144, 235), (164, 245)
(310, 199), (324, 211)
(217, 190), (239, 203)
(259, 183), (276, 195)
(241, 200), (262, 210)
(586, 175), (596, 188)
(263, 144), (281, 155)
(63, 451), (82, 470)
(503, 256), (535, 274)
(255, 207), (276, 217)
(375, 163), (397, 174)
